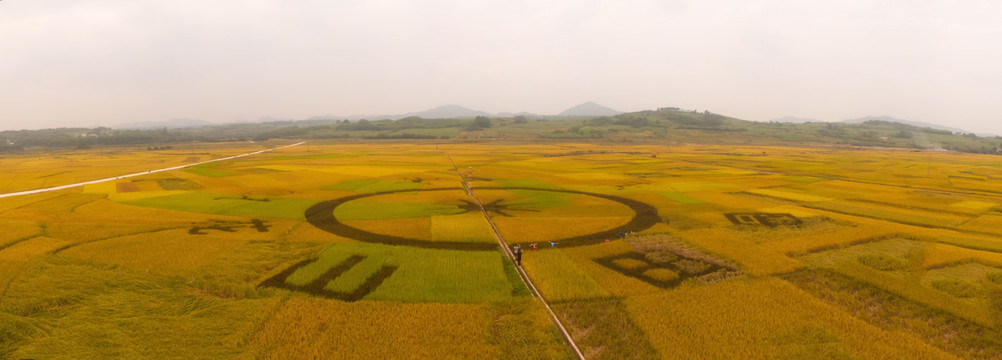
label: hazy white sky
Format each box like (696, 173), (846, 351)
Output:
(2, 0), (1001, 133)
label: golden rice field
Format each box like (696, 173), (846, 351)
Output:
(3, 141), (1002, 359)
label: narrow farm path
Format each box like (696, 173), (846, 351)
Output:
(447, 156), (587, 360)
(0, 142), (305, 199)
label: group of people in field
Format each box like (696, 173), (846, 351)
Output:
(510, 241), (558, 266)
(511, 231), (637, 266)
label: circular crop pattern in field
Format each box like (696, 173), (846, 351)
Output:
(305, 187), (659, 250)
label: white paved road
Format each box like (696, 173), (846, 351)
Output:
(0, 142), (305, 199)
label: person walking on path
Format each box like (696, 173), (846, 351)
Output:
(530, 243), (537, 250)
(513, 244), (523, 266)
(550, 241), (557, 248)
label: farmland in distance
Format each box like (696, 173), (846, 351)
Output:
(3, 141), (1002, 359)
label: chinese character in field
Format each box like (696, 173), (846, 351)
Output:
(724, 213), (801, 227)
(189, 219), (271, 235)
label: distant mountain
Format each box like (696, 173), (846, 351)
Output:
(840, 116), (967, 134)
(495, 111), (545, 118)
(769, 116), (823, 124)
(400, 105), (492, 119)
(306, 114), (340, 121)
(114, 118), (213, 129)
(558, 102), (621, 116)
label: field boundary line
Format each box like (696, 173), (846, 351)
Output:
(447, 156), (586, 360)
(0, 142), (305, 199)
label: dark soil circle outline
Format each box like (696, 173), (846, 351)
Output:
(305, 187), (660, 251)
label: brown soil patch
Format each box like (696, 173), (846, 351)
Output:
(115, 182), (140, 193)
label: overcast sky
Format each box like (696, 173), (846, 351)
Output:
(2, 1), (1001, 133)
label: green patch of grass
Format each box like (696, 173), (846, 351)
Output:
(123, 192), (318, 219)
(521, 250), (609, 302)
(491, 181), (571, 209)
(501, 258), (532, 297)
(326, 256), (388, 293)
(856, 254), (908, 271)
(183, 162), (240, 177)
(332, 201), (464, 220)
(506, 190), (571, 209)
(286, 243), (515, 303)
(324, 179), (423, 193)
(658, 192), (704, 204)
(930, 279), (980, 298)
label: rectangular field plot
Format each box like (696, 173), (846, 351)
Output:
(798, 237), (999, 325)
(625, 278), (953, 359)
(805, 199), (971, 228)
(264, 243), (522, 304)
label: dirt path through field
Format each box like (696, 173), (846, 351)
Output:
(447, 155), (587, 360)
(0, 142), (305, 199)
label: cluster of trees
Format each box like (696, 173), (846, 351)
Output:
(3, 111), (1001, 156)
(0, 127), (200, 151)
(337, 117), (465, 131)
(464, 116), (492, 131)
(584, 116), (650, 128)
